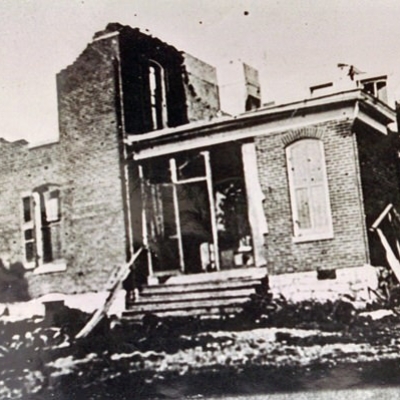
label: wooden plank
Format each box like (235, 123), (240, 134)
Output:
(75, 247), (143, 340)
(376, 227), (400, 283)
(136, 288), (255, 304)
(370, 203), (393, 231)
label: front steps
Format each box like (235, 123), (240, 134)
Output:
(123, 267), (269, 320)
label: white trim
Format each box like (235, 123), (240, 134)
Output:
(149, 60), (168, 129)
(286, 139), (334, 241)
(133, 109), (354, 160)
(20, 191), (35, 265)
(241, 142), (268, 267)
(169, 158), (185, 272)
(28, 138), (59, 149)
(356, 109), (389, 135)
(127, 88), (393, 145)
(201, 150), (220, 271)
(32, 192), (43, 263)
(292, 232), (334, 243)
(20, 189), (65, 271)
(34, 260), (67, 274)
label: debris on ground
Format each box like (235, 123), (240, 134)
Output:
(1, 297), (400, 399)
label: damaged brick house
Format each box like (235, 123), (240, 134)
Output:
(0, 23), (399, 314)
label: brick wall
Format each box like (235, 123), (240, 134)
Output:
(0, 140), (62, 296)
(256, 119), (369, 275)
(52, 33), (128, 296)
(182, 52), (221, 122)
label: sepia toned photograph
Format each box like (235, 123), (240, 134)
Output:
(2, 1), (400, 398)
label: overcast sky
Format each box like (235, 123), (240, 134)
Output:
(1, 0), (400, 143)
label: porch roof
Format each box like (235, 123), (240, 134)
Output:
(126, 89), (395, 160)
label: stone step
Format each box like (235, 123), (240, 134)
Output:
(124, 267), (269, 320)
(136, 287), (256, 304)
(140, 277), (263, 296)
(123, 296), (250, 319)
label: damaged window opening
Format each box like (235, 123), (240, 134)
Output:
(149, 60), (167, 130)
(139, 142), (262, 278)
(21, 185), (64, 272)
(286, 139), (333, 242)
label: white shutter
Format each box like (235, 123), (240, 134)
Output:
(287, 139), (333, 241)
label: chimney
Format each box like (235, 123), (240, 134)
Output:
(182, 52), (221, 122)
(218, 60), (261, 115)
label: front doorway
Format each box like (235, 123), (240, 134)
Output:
(138, 141), (265, 278)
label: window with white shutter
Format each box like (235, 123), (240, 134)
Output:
(20, 186), (65, 273)
(286, 139), (333, 242)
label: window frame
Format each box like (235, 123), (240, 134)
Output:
(286, 138), (334, 243)
(20, 191), (36, 269)
(20, 187), (66, 274)
(148, 60), (168, 130)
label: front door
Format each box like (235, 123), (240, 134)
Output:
(140, 151), (220, 276)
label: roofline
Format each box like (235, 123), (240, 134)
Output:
(126, 89), (395, 155)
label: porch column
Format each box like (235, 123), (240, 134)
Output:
(138, 165), (154, 277)
(201, 150), (220, 271)
(169, 158), (185, 272)
(241, 142), (268, 267)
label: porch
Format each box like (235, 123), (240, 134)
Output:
(124, 140), (269, 318)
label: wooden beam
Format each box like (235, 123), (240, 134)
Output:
(370, 203), (393, 231)
(375, 227), (400, 283)
(202, 150), (220, 271)
(138, 165), (153, 276)
(75, 247), (143, 340)
(170, 158), (185, 272)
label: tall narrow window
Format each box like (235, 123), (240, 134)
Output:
(21, 186), (64, 272)
(22, 196), (35, 263)
(286, 139), (333, 241)
(149, 61), (167, 130)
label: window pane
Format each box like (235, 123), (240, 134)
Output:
(24, 229), (33, 240)
(295, 188), (311, 230)
(22, 197), (32, 222)
(25, 242), (34, 262)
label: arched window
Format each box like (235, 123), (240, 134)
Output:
(149, 60), (167, 130)
(286, 139), (333, 241)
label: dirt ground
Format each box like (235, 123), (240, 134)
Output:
(1, 299), (400, 399)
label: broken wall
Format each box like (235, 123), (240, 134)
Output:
(182, 52), (221, 122)
(256, 120), (369, 275)
(355, 124), (400, 265)
(56, 31), (128, 295)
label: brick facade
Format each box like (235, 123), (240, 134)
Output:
(0, 24), (397, 304)
(0, 24), (222, 299)
(54, 31), (128, 297)
(256, 119), (370, 274)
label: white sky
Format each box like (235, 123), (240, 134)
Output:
(1, 0), (400, 143)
